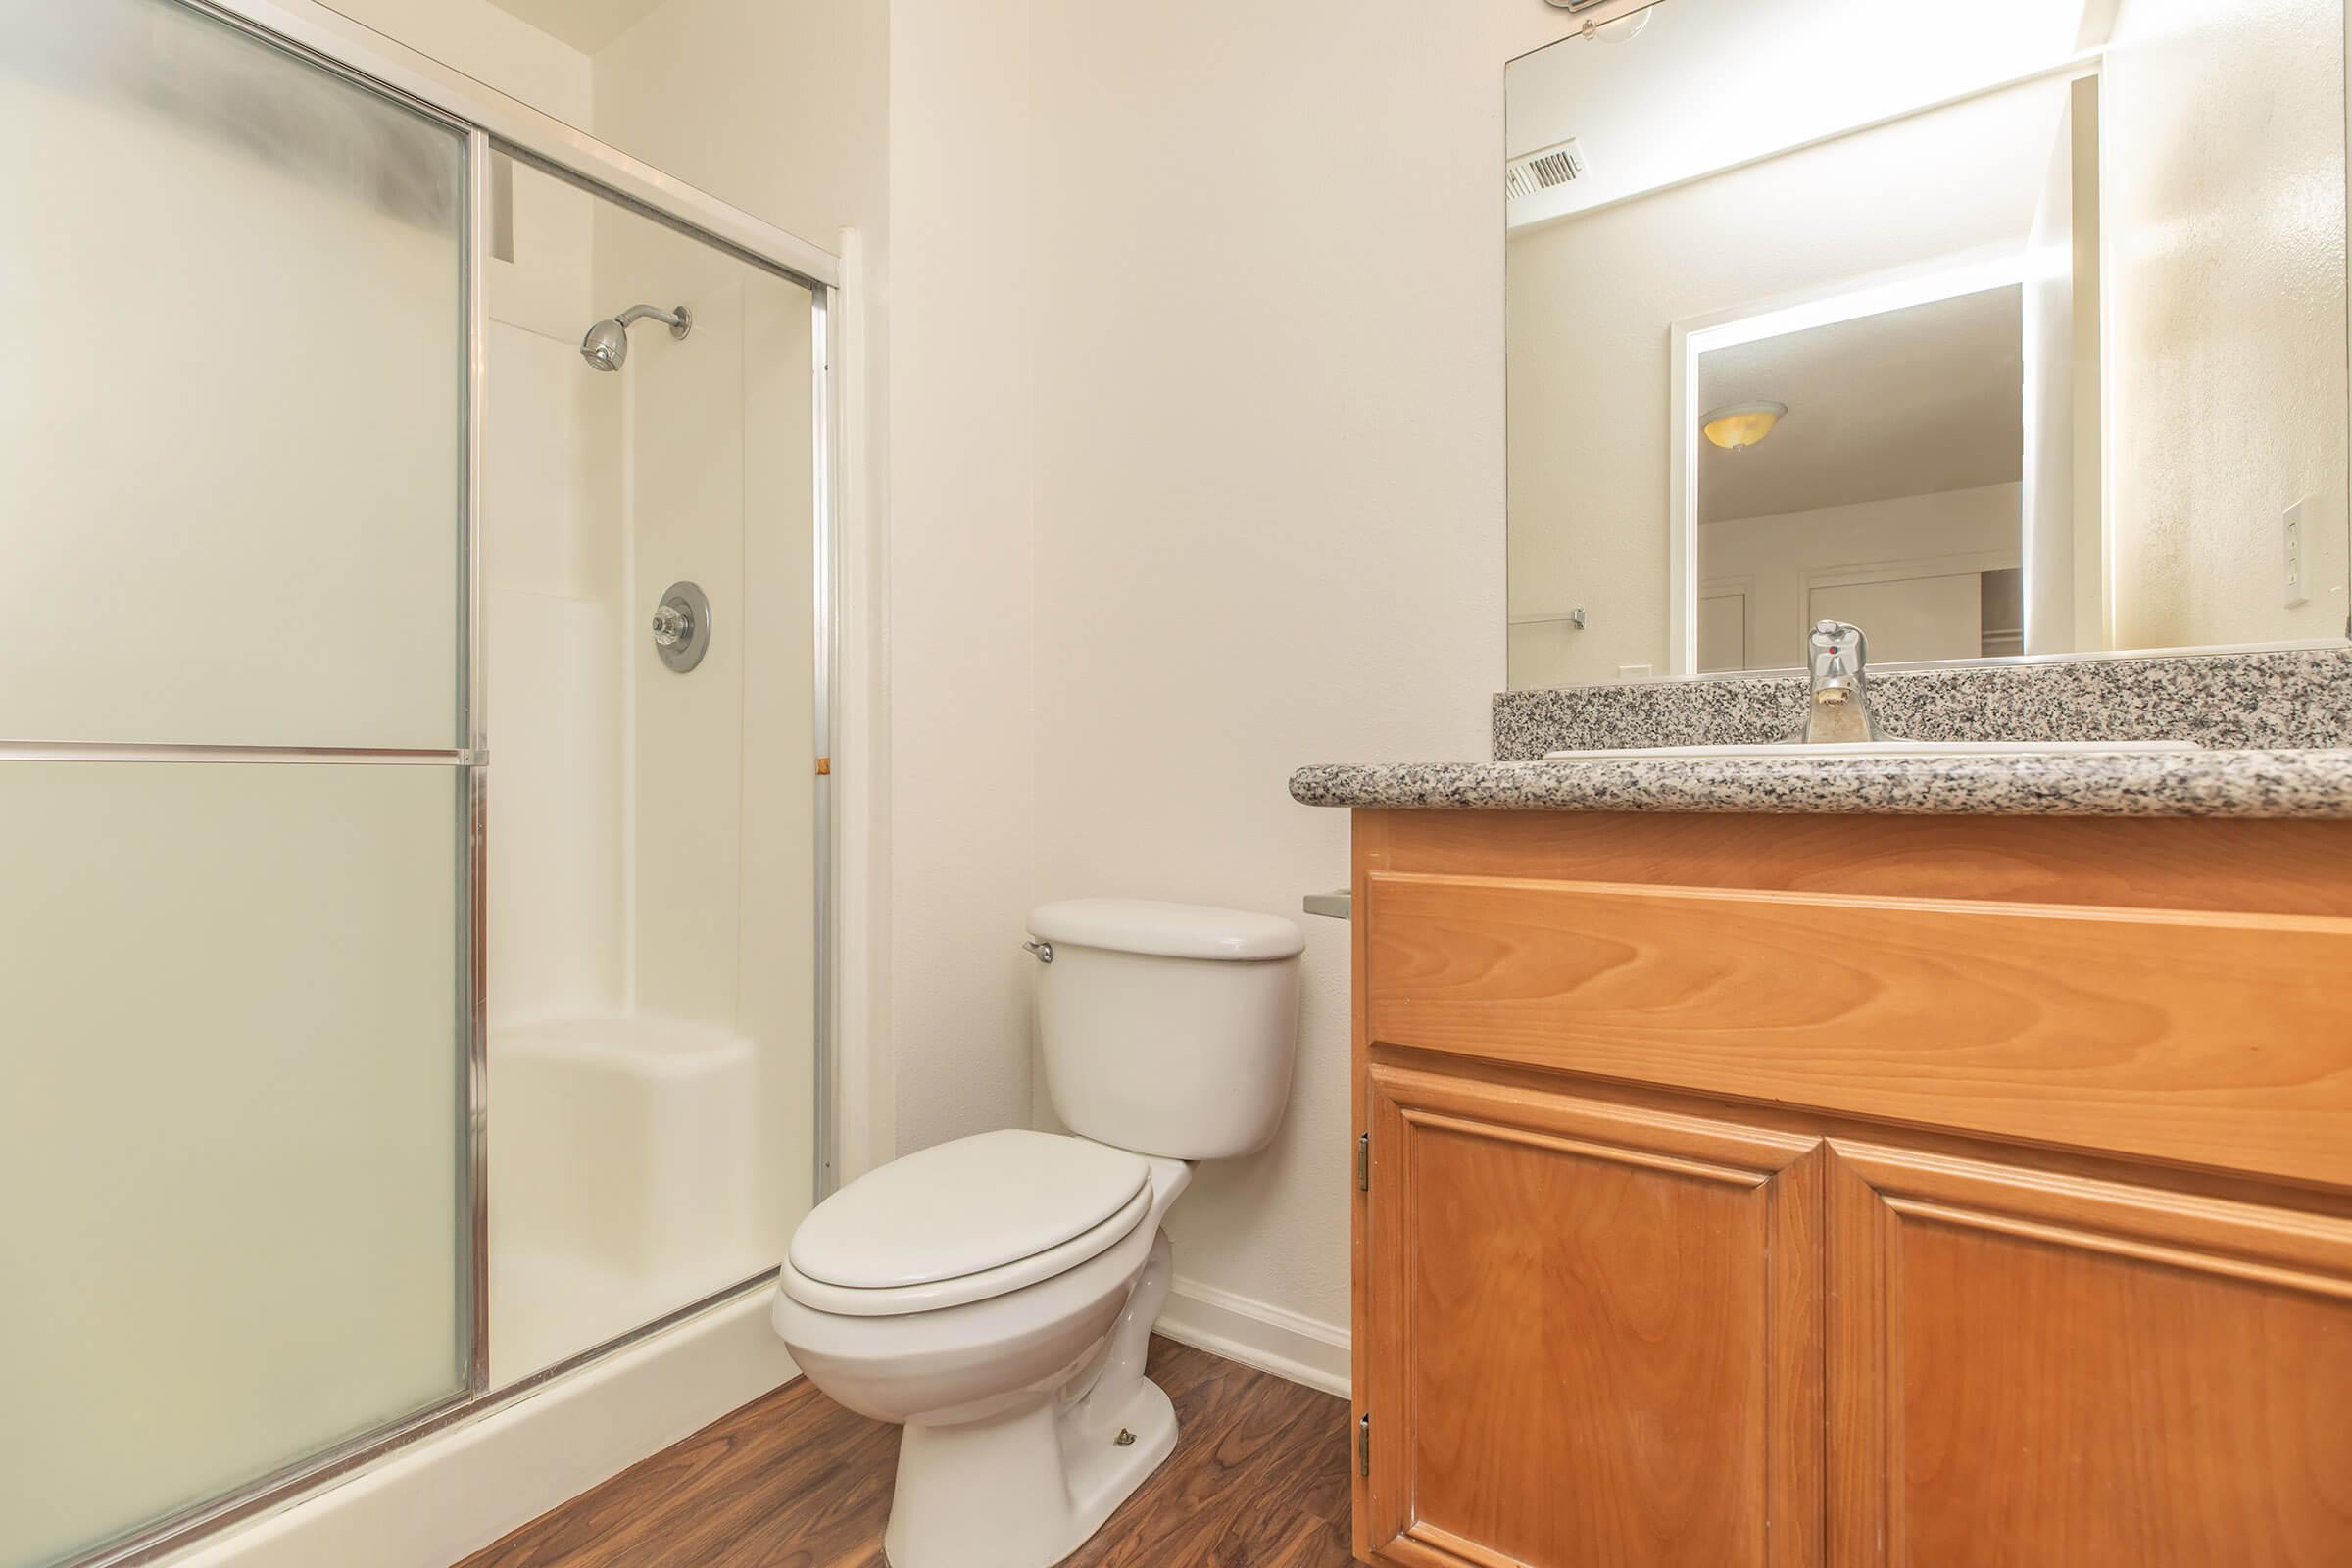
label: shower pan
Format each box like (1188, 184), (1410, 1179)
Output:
(0, 3), (840, 1566)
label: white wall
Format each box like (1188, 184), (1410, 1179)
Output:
(1700, 483), (2023, 669)
(874, 0), (1042, 1153)
(326, 0), (592, 124)
(1507, 77), (2063, 691)
(2103, 0), (2350, 649)
(591, 0), (886, 258)
(1022, 0), (1567, 1356)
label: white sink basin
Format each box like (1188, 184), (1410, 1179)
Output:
(1541, 739), (2201, 761)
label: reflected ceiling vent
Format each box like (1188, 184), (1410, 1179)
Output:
(1506, 137), (1587, 200)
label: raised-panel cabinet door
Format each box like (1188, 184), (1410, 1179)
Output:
(1360, 1065), (1825, 1568)
(1827, 1142), (2352, 1567)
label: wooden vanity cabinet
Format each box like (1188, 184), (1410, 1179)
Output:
(1348, 810), (2352, 1568)
(1825, 1139), (2352, 1567)
(1358, 1064), (1825, 1568)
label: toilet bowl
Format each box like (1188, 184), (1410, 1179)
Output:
(771, 899), (1303, 1568)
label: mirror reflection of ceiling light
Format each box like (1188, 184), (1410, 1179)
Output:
(1701, 400), (1787, 452)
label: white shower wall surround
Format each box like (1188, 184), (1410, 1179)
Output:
(483, 155), (822, 1387)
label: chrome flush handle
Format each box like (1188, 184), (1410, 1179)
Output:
(1022, 940), (1054, 964)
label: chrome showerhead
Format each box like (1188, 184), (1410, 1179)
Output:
(580, 318), (629, 371)
(579, 303), (692, 372)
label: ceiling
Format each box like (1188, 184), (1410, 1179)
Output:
(484, 0), (669, 53)
(1696, 284), (2024, 525)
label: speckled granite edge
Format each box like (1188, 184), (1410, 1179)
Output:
(1491, 647), (2352, 760)
(1288, 750), (2352, 818)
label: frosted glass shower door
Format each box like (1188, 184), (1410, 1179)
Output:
(0, 767), (467, 1568)
(0, 4), (472, 1566)
(0, 0), (466, 749)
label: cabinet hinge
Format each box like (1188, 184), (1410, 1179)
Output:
(1358, 1412), (1371, 1477)
(1355, 1132), (1370, 1192)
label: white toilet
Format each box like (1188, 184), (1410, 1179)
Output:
(771, 898), (1303, 1568)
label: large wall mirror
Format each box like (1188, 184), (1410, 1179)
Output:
(1506, 0), (2351, 688)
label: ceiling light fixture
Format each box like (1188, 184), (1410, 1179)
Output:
(1700, 400), (1787, 452)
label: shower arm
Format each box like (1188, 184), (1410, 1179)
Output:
(613, 303), (691, 337)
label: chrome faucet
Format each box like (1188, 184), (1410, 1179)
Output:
(1795, 619), (1886, 744)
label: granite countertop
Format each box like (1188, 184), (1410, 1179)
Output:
(1288, 748), (2352, 818)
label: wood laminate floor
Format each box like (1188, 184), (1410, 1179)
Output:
(455, 1336), (1354, 1567)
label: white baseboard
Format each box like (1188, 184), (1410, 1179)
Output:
(167, 1290), (798, 1568)
(1153, 1277), (1349, 1398)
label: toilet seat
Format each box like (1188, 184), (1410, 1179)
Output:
(783, 1130), (1154, 1318)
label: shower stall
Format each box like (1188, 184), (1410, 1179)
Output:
(0, 4), (837, 1566)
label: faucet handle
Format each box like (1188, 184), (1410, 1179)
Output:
(1809, 619), (1869, 669)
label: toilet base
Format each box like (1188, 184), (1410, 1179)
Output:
(883, 1376), (1177, 1568)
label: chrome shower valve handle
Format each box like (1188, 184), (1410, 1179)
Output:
(651, 582), (712, 672)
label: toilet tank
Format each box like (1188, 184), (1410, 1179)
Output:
(1026, 899), (1304, 1160)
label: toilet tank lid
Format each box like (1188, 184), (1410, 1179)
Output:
(1028, 899), (1304, 960)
